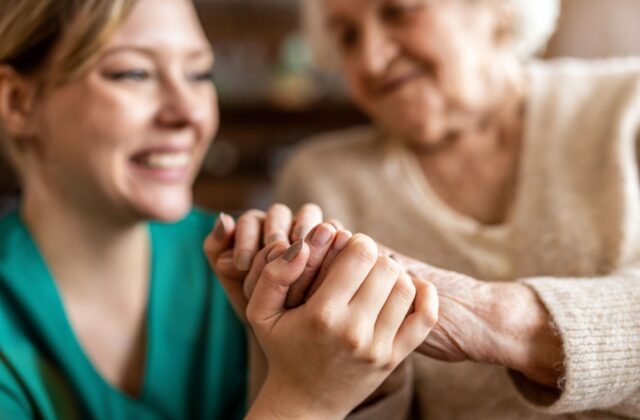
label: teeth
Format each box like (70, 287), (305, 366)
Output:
(139, 152), (190, 169)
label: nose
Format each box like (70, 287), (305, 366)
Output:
(358, 22), (398, 78)
(156, 74), (208, 130)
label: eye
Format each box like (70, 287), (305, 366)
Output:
(337, 26), (360, 51)
(380, 1), (423, 23)
(188, 68), (214, 83)
(105, 69), (151, 81)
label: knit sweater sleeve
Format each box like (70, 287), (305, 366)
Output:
(511, 265), (640, 417)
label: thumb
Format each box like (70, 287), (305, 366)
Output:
(247, 239), (310, 328)
(203, 213), (235, 268)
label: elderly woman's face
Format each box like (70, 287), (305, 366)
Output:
(323, 0), (510, 147)
(31, 0), (217, 222)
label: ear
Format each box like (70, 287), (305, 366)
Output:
(0, 65), (38, 139)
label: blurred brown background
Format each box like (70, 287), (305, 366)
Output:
(2, 0), (640, 216)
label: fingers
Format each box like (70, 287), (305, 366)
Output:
(310, 234), (379, 307)
(291, 203), (323, 242)
(264, 204), (293, 246)
(313, 230), (353, 294)
(284, 223), (337, 309)
(243, 240), (289, 300)
(246, 240), (310, 327)
(326, 218), (344, 231)
(392, 277), (439, 361)
(348, 256), (402, 321)
(372, 271), (416, 347)
(203, 213), (235, 267)
(233, 209), (266, 272)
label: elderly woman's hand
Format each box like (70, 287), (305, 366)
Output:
(385, 249), (565, 389)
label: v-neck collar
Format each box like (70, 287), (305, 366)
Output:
(0, 210), (160, 413)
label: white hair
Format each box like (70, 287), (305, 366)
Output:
(302, 0), (560, 71)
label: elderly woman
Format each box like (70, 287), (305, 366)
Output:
(277, 0), (640, 418)
(0, 0), (439, 418)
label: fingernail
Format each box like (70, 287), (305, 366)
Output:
(283, 240), (303, 262)
(304, 225), (319, 242)
(310, 225), (331, 247)
(235, 250), (253, 271)
(294, 225), (308, 241)
(214, 213), (227, 240)
(266, 232), (288, 245)
(267, 247), (285, 262)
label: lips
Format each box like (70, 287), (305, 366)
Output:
(133, 150), (191, 170)
(375, 70), (423, 95)
(130, 148), (194, 182)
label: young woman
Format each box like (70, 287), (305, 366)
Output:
(0, 0), (438, 418)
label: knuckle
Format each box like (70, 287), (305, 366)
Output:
(364, 343), (393, 367)
(260, 264), (281, 287)
(301, 203), (322, 214)
(243, 209), (266, 221)
(396, 275), (416, 303)
(343, 329), (367, 352)
(310, 303), (339, 332)
(377, 256), (401, 278)
(269, 203), (292, 217)
(350, 235), (378, 265)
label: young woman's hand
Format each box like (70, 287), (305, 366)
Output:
(245, 234), (439, 419)
(204, 203), (328, 320)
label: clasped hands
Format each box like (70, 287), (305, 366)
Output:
(204, 203), (564, 417)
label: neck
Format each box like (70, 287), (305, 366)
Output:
(418, 63), (526, 158)
(413, 70), (526, 225)
(20, 175), (149, 293)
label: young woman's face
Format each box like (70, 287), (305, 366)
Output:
(323, 0), (510, 148)
(31, 0), (217, 222)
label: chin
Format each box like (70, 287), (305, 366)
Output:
(385, 116), (446, 149)
(135, 190), (193, 223)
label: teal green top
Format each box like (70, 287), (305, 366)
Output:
(0, 209), (247, 420)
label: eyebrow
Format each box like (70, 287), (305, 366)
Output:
(100, 45), (214, 60)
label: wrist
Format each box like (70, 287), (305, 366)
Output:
(487, 282), (564, 388)
(247, 376), (347, 420)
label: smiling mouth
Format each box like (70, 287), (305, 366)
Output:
(132, 151), (191, 170)
(376, 71), (422, 95)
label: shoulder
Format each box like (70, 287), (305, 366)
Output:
(529, 57), (640, 80)
(525, 58), (640, 153)
(527, 58), (640, 119)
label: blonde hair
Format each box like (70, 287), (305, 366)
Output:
(302, 0), (560, 71)
(0, 0), (137, 176)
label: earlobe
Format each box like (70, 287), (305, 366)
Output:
(0, 65), (37, 139)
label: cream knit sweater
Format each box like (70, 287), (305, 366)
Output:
(276, 59), (640, 419)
